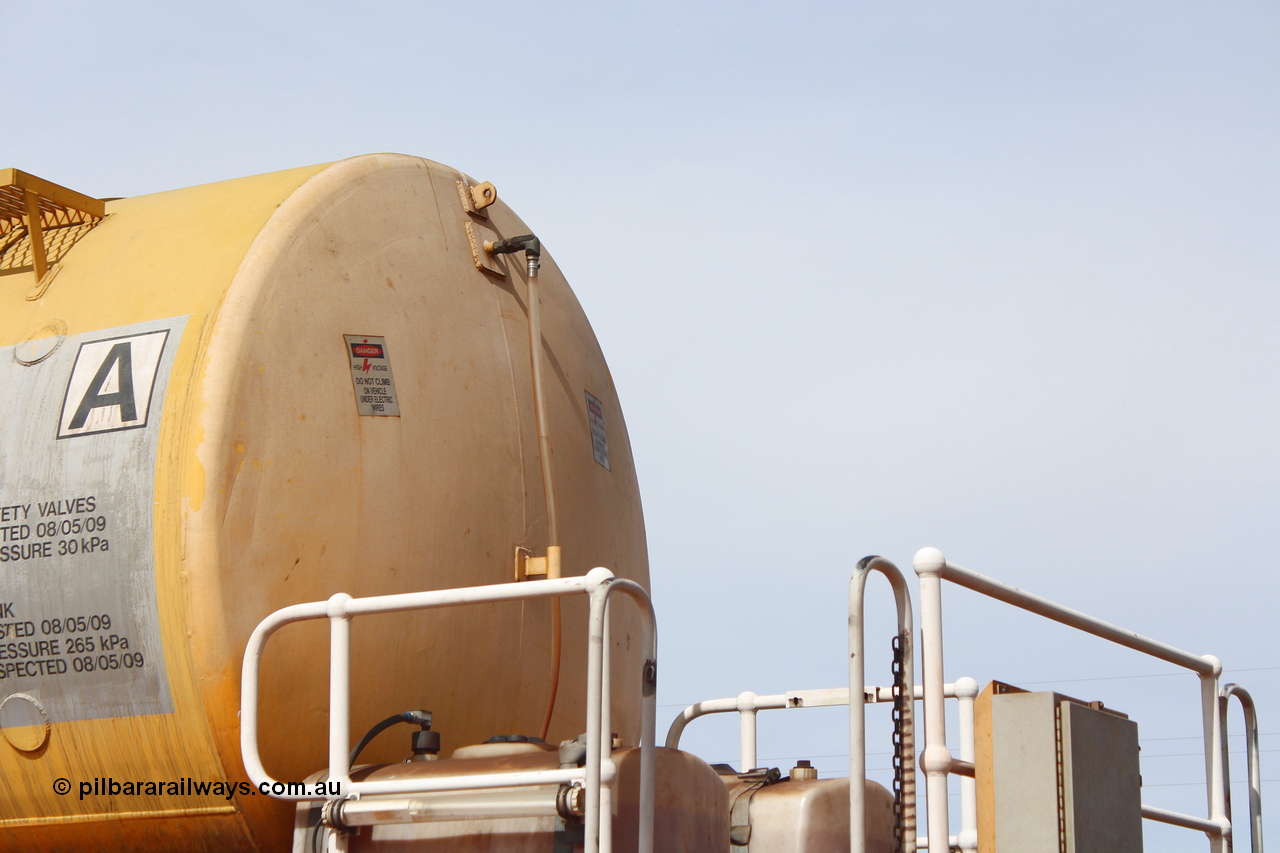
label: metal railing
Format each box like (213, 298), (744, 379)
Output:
(240, 567), (656, 853)
(850, 556), (916, 853)
(664, 680), (981, 851)
(1221, 683), (1264, 853)
(913, 547), (1237, 853)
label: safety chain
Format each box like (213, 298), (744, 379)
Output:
(891, 634), (907, 853)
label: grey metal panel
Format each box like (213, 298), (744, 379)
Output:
(0, 316), (184, 721)
(1061, 701), (1143, 853)
(989, 691), (1061, 853)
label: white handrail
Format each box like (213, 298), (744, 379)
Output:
(240, 567), (657, 853)
(913, 547), (1231, 853)
(849, 555), (915, 853)
(1221, 683), (1264, 853)
(664, 680), (981, 852)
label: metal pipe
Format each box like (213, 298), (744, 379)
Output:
(1220, 683), (1263, 853)
(665, 676), (979, 853)
(954, 677), (979, 852)
(664, 684), (975, 755)
(912, 549), (951, 853)
(485, 236), (562, 742)
(343, 574), (593, 616)
(345, 767), (597, 798)
(924, 551), (1213, 675)
(600, 577), (658, 853)
(738, 692), (759, 771)
(328, 595), (353, 793)
(666, 697), (762, 749)
(1200, 660), (1230, 851)
(850, 555), (916, 853)
(241, 571), (606, 801)
(584, 579), (608, 853)
(600, 596), (613, 853)
(528, 256), (564, 743)
(525, 260), (557, 550)
(1143, 804), (1225, 835)
(916, 547), (1232, 847)
(334, 786), (564, 825)
(241, 567), (658, 849)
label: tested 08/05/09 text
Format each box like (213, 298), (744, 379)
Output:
(0, 609), (143, 679)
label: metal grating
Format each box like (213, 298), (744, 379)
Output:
(1, 221), (98, 272)
(0, 169), (105, 277)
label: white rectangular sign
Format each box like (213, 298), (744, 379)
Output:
(345, 335), (400, 417)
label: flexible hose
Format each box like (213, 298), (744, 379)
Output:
(348, 710), (431, 770)
(527, 266), (560, 549)
(488, 240), (563, 743)
(540, 599), (562, 741)
(527, 262), (564, 742)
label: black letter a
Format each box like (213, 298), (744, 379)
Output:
(69, 343), (137, 429)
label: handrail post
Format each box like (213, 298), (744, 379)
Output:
(327, 593), (354, 793)
(912, 547), (952, 853)
(600, 596), (614, 853)
(737, 692), (759, 771)
(954, 676), (980, 852)
(1200, 656), (1230, 852)
(850, 555), (916, 853)
(600, 576), (658, 853)
(584, 575), (610, 853)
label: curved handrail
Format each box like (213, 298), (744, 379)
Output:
(850, 555), (915, 853)
(1220, 683), (1263, 853)
(241, 568), (655, 853)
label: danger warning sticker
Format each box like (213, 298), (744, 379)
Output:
(344, 334), (400, 417)
(585, 391), (610, 470)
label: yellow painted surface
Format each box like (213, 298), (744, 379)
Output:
(0, 155), (650, 851)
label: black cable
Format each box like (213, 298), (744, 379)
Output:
(349, 710), (432, 770)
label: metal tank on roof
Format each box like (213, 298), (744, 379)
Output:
(0, 156), (649, 851)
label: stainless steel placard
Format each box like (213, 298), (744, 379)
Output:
(0, 316), (185, 721)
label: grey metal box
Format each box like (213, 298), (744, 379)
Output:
(976, 684), (1142, 853)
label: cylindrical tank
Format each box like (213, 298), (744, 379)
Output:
(0, 155), (649, 851)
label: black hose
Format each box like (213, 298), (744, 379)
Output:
(349, 710), (432, 770)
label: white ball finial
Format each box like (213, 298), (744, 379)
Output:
(913, 547), (947, 577)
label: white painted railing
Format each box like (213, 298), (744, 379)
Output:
(665, 680), (980, 851)
(913, 546), (1234, 853)
(1221, 683), (1264, 853)
(240, 567), (656, 853)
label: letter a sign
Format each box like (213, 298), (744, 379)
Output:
(58, 330), (170, 438)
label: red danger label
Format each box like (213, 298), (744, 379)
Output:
(350, 344), (384, 358)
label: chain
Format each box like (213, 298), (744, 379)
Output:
(891, 634), (907, 853)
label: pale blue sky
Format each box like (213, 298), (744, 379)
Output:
(6, 2), (1277, 847)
